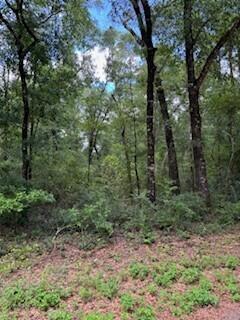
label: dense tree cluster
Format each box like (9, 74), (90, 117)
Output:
(1, 0), (240, 230)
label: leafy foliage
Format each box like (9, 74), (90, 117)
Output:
(129, 262), (149, 280)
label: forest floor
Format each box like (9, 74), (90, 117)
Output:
(0, 227), (240, 320)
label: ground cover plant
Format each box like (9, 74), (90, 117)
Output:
(0, 229), (239, 320)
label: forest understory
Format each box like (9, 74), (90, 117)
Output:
(0, 227), (240, 320)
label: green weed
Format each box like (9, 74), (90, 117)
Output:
(120, 293), (134, 312)
(181, 267), (201, 284)
(48, 310), (73, 320)
(129, 262), (149, 280)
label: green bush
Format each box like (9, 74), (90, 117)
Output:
(153, 263), (178, 287)
(120, 293), (134, 311)
(181, 267), (201, 284)
(0, 282), (65, 312)
(216, 271), (240, 302)
(28, 285), (61, 310)
(157, 193), (206, 229)
(48, 310), (72, 320)
(134, 306), (155, 320)
(0, 282), (26, 310)
(224, 256), (239, 270)
(95, 277), (119, 299)
(215, 201), (240, 225)
(129, 262), (149, 280)
(55, 198), (113, 236)
(171, 278), (218, 316)
(0, 189), (54, 224)
(83, 312), (114, 320)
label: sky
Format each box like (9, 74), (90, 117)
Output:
(86, 2), (116, 92)
(89, 1), (112, 31)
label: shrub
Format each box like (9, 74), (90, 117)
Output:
(215, 201), (240, 225)
(48, 310), (72, 320)
(216, 271), (240, 302)
(129, 262), (149, 280)
(147, 283), (158, 296)
(95, 277), (119, 299)
(171, 278), (218, 316)
(181, 268), (201, 284)
(28, 285), (61, 310)
(0, 282), (26, 310)
(134, 306), (155, 320)
(83, 312), (114, 320)
(153, 263), (178, 287)
(120, 293), (134, 312)
(0, 189), (54, 224)
(224, 256), (239, 270)
(55, 198), (113, 236)
(79, 287), (94, 302)
(157, 192), (206, 230)
(0, 282), (65, 312)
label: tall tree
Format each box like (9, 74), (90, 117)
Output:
(183, 0), (240, 205)
(114, 0), (157, 202)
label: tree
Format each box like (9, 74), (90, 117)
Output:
(0, 0), (92, 182)
(113, 0), (157, 202)
(183, 0), (240, 205)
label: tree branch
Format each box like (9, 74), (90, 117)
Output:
(140, 0), (153, 44)
(197, 17), (240, 89)
(130, 0), (147, 42)
(37, 8), (63, 26)
(0, 11), (19, 43)
(122, 18), (144, 47)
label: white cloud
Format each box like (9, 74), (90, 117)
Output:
(77, 46), (109, 82)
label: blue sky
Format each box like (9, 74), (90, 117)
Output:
(88, 1), (116, 92)
(89, 1), (112, 30)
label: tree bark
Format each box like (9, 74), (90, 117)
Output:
(133, 113), (141, 195)
(146, 47), (156, 202)
(123, 0), (157, 202)
(155, 73), (180, 195)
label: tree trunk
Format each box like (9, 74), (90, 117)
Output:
(121, 126), (133, 197)
(146, 48), (156, 202)
(184, 0), (210, 205)
(155, 74), (180, 194)
(18, 54), (31, 182)
(188, 86), (210, 204)
(133, 113), (141, 195)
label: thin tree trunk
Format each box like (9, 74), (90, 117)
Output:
(155, 73), (180, 194)
(188, 86), (210, 204)
(87, 131), (94, 184)
(133, 113), (141, 195)
(146, 48), (156, 202)
(28, 120), (34, 180)
(18, 54), (30, 182)
(121, 126), (133, 197)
